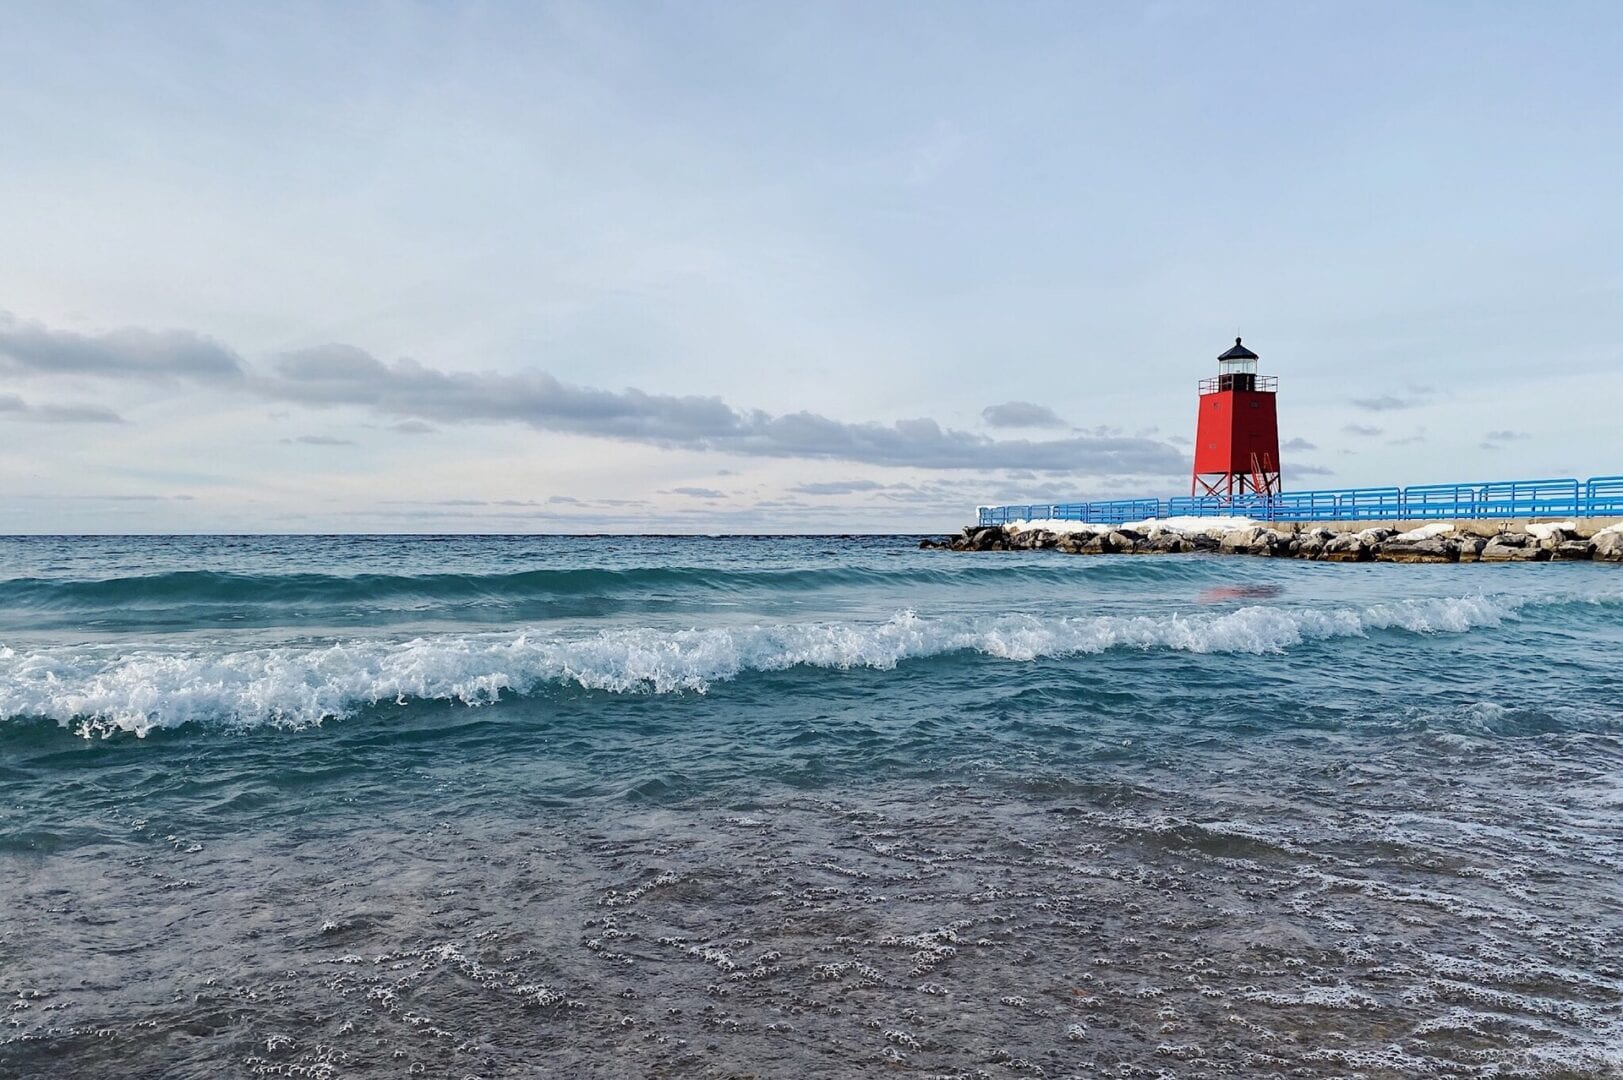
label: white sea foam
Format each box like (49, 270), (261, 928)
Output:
(0, 596), (1519, 736)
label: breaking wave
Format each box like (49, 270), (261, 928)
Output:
(0, 594), (1526, 736)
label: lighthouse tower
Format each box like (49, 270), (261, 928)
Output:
(1191, 337), (1281, 498)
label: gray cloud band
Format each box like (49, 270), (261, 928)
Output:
(0, 312), (1185, 475)
(259, 342), (1188, 470)
(260, 346), (1184, 473)
(981, 400), (1068, 429)
(0, 314), (244, 382)
(0, 393), (124, 424)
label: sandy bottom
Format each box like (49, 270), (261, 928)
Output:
(4, 769), (1619, 1079)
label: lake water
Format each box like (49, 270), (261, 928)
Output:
(1, 535), (1619, 1077)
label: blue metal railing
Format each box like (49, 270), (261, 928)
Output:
(976, 498), (1160, 527)
(976, 475), (1623, 527)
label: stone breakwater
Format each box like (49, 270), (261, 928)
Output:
(925, 519), (1623, 562)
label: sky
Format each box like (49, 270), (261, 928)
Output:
(1, 1), (1620, 533)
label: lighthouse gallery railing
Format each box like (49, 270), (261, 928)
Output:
(976, 475), (1623, 527)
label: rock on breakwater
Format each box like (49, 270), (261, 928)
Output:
(924, 518), (1623, 563)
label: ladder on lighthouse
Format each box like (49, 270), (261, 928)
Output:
(1250, 452), (1278, 497)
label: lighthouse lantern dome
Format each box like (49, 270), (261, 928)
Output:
(1217, 336), (1259, 379)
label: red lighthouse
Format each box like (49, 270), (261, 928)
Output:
(1191, 337), (1281, 498)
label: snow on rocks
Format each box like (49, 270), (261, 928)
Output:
(1524, 520), (1578, 541)
(1393, 523), (1455, 542)
(921, 516), (1623, 563)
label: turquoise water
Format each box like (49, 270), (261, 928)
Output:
(1, 535), (1620, 1078)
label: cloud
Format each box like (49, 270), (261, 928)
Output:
(666, 486), (726, 499)
(14, 492), (193, 502)
(981, 401), (1068, 429)
(788, 479), (888, 495)
(378, 497), (545, 508)
(0, 312), (244, 382)
(1281, 437), (1318, 452)
(1350, 385), (1436, 412)
(279, 434), (355, 446)
(1289, 463), (1336, 476)
(102, 464), (235, 486)
(258, 344), (1186, 475)
(1350, 395), (1409, 412)
(1343, 423), (1383, 437)
(0, 393), (125, 424)
(389, 419), (437, 434)
(1480, 429), (1531, 450)
(0, 312), (1188, 476)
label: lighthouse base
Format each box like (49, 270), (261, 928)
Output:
(1192, 470), (1281, 499)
